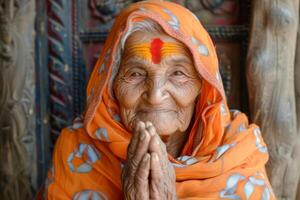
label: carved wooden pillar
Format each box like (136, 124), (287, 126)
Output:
(247, 0), (299, 199)
(295, 1), (300, 198)
(0, 0), (36, 199)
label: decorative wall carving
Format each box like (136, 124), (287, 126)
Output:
(89, 0), (119, 22)
(172, 0), (239, 25)
(89, 0), (135, 22)
(47, 0), (73, 140)
(0, 0), (36, 199)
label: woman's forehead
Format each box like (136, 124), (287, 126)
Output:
(123, 31), (193, 66)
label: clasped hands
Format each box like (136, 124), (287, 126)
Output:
(122, 121), (177, 200)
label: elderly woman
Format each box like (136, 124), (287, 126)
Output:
(45, 1), (275, 199)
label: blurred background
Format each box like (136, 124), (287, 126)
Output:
(1, 0), (299, 199)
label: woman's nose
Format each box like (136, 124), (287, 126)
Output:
(144, 77), (167, 105)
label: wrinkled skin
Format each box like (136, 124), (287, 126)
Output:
(122, 121), (177, 200)
(113, 31), (202, 199)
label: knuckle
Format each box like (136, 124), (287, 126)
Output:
(152, 172), (162, 181)
(126, 151), (133, 160)
(129, 158), (139, 169)
(145, 131), (150, 140)
(134, 176), (147, 185)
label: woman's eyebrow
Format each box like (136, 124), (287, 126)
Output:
(122, 56), (151, 67)
(164, 55), (193, 65)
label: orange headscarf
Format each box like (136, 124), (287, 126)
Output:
(45, 1), (275, 199)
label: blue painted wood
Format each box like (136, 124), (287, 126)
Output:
(47, 0), (73, 140)
(35, 0), (51, 188)
(72, 0), (86, 116)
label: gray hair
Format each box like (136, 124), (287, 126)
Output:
(109, 19), (165, 96)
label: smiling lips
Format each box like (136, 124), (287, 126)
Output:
(138, 108), (176, 113)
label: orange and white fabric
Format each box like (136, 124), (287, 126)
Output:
(45, 1), (275, 199)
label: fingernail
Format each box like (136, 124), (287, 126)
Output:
(145, 121), (152, 128)
(152, 153), (159, 161)
(155, 154), (159, 161)
(144, 153), (150, 161)
(148, 128), (154, 136)
(137, 121), (142, 128)
(155, 136), (160, 145)
(140, 131), (145, 140)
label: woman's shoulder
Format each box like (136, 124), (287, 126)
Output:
(56, 116), (90, 143)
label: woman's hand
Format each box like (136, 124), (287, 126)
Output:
(145, 122), (177, 200)
(122, 121), (177, 200)
(122, 122), (151, 200)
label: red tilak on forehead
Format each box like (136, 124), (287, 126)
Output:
(150, 38), (164, 64)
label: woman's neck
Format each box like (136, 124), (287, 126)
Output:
(161, 131), (188, 158)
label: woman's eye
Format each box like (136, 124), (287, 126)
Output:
(172, 71), (185, 76)
(130, 72), (143, 77)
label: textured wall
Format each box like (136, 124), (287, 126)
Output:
(247, 0), (300, 199)
(0, 0), (36, 199)
(295, 2), (300, 198)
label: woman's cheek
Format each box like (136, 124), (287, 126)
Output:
(169, 81), (200, 107)
(118, 83), (144, 108)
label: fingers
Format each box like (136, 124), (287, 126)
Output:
(129, 122), (151, 172)
(150, 152), (163, 199)
(146, 122), (167, 154)
(135, 153), (150, 192)
(127, 121), (144, 160)
(136, 154), (151, 200)
(146, 122), (169, 170)
(149, 134), (167, 155)
(122, 153), (151, 200)
(123, 122), (151, 200)
(150, 152), (177, 200)
(150, 152), (162, 180)
(145, 121), (155, 135)
(146, 121), (176, 188)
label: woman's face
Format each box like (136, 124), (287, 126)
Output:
(113, 31), (202, 136)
